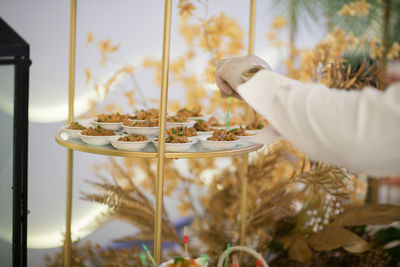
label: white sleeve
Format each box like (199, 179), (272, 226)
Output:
(237, 70), (400, 176)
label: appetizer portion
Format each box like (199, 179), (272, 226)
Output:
(193, 120), (214, 132)
(81, 126), (115, 136)
(165, 134), (189, 143)
(228, 126), (253, 136)
(123, 119), (159, 127)
(177, 107), (202, 118)
(79, 126), (116, 146)
(97, 112), (128, 123)
(207, 129), (239, 141)
(206, 116), (222, 127)
(167, 115), (189, 123)
(111, 134), (150, 151)
(167, 126), (197, 137)
(67, 122), (86, 130)
(132, 108), (159, 120)
(153, 132), (195, 152)
(117, 134), (148, 142)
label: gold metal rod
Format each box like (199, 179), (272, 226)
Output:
(154, 0), (172, 264)
(65, 0), (76, 266)
(248, 0), (256, 55)
(65, 149), (74, 267)
(246, 0), (257, 123)
(239, 155), (249, 246)
(68, 0), (76, 123)
(239, 1), (256, 259)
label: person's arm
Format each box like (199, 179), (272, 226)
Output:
(237, 70), (400, 176)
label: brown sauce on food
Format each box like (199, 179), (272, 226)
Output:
(82, 126), (115, 136)
(228, 126), (252, 136)
(207, 129), (238, 141)
(132, 108), (159, 120)
(177, 107), (202, 117)
(98, 113), (128, 123)
(166, 133), (189, 143)
(194, 120), (212, 131)
(167, 115), (189, 123)
(123, 119), (159, 127)
(67, 122), (86, 130)
(207, 116), (221, 126)
(117, 134), (148, 142)
(167, 127), (197, 137)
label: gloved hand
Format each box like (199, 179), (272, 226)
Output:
(215, 55), (271, 99)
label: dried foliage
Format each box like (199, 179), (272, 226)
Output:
(46, 1), (400, 266)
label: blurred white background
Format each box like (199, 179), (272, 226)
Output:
(0, 0), (325, 265)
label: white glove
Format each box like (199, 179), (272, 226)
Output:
(215, 55), (271, 99)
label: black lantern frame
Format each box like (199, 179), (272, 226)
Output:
(0, 17), (30, 267)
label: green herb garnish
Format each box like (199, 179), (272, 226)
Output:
(257, 123), (264, 129)
(174, 257), (185, 264)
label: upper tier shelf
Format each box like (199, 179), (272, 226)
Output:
(55, 131), (263, 159)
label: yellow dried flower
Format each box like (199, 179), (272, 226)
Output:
(387, 42), (400, 60)
(97, 38), (120, 65)
(369, 36), (384, 59)
(85, 68), (91, 85)
(124, 90), (135, 108)
(178, 0), (195, 16)
(267, 32), (276, 41)
(272, 16), (287, 29)
(338, 0), (370, 17)
(203, 63), (216, 84)
(85, 31), (94, 47)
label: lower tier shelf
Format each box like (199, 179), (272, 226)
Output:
(55, 131), (263, 158)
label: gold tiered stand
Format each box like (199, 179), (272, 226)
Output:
(58, 0), (259, 265)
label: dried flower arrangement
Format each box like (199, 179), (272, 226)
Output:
(46, 0), (400, 266)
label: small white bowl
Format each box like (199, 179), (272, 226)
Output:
(199, 135), (240, 150)
(91, 120), (122, 131)
(79, 133), (116, 146)
(152, 139), (195, 152)
(196, 130), (214, 136)
(111, 139), (150, 151)
(187, 115), (211, 121)
(187, 136), (199, 142)
(214, 125), (241, 130)
(166, 120), (196, 129)
(122, 125), (159, 136)
(62, 125), (82, 139)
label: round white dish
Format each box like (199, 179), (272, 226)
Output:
(110, 139), (150, 151)
(122, 125), (159, 136)
(62, 125), (82, 139)
(79, 133), (116, 146)
(166, 120), (196, 129)
(199, 135), (240, 150)
(214, 125), (241, 131)
(196, 130), (214, 136)
(187, 115), (211, 121)
(187, 136), (199, 142)
(91, 120), (122, 131)
(152, 139), (195, 152)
